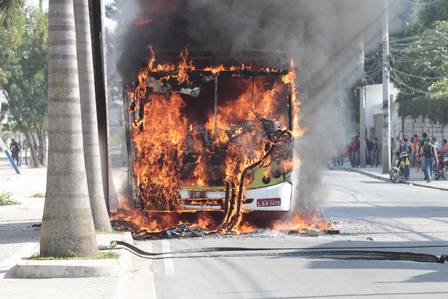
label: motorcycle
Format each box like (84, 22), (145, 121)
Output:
(434, 155), (448, 180)
(390, 152), (410, 183)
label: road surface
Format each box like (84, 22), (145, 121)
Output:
(125, 170), (448, 299)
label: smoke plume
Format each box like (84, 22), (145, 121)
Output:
(113, 0), (413, 213)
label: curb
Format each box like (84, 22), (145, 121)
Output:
(348, 168), (448, 192)
(349, 168), (389, 183)
(6, 259), (117, 279)
(4, 232), (131, 279)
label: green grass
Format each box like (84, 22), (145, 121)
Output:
(29, 250), (119, 260)
(31, 192), (45, 198)
(0, 192), (19, 206)
(98, 251), (119, 259)
(98, 245), (112, 250)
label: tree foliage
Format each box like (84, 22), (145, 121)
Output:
(412, 0), (448, 33)
(0, 7), (48, 166)
(393, 21), (448, 94)
(0, 0), (24, 26)
(392, 0), (448, 125)
(398, 93), (448, 125)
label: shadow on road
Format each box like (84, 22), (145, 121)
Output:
(325, 206), (448, 218)
(0, 222), (40, 245)
(249, 291), (448, 298)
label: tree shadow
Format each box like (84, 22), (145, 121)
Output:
(273, 240), (448, 284)
(248, 291), (448, 299)
(306, 258), (448, 283)
(325, 206), (448, 218)
(0, 222), (40, 245)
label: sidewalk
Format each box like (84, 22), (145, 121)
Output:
(0, 157), (46, 263)
(0, 157), (128, 299)
(348, 165), (448, 191)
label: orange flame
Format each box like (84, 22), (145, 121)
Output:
(114, 48), (330, 236)
(134, 16), (152, 27)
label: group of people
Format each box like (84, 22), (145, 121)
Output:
(340, 133), (448, 183)
(395, 133), (448, 183)
(346, 135), (381, 168)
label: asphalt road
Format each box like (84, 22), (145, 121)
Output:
(127, 170), (448, 299)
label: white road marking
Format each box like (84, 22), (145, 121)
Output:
(121, 237), (157, 299)
(161, 240), (175, 276)
(146, 242), (158, 299)
(113, 244), (131, 299)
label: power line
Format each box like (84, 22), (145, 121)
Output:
(390, 35), (420, 43)
(391, 72), (430, 96)
(391, 67), (446, 80)
(365, 64), (382, 76)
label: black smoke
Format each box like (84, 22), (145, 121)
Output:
(115, 0), (413, 212)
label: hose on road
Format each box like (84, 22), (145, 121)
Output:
(110, 240), (447, 264)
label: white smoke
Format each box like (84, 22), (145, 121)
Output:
(109, 0), (415, 212)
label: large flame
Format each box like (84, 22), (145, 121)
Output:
(112, 48), (328, 236)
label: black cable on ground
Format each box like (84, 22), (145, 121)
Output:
(110, 240), (447, 264)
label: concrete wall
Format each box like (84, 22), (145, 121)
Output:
(364, 83), (400, 141)
(364, 83), (447, 142)
(403, 117), (447, 141)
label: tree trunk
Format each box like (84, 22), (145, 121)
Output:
(23, 129), (39, 167)
(40, 0), (97, 258)
(90, 0), (117, 211)
(19, 122), (39, 167)
(29, 130), (40, 163)
(37, 127), (47, 166)
(42, 127), (47, 165)
(24, 144), (28, 166)
(74, 0), (111, 232)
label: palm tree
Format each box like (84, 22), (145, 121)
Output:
(40, 0), (97, 257)
(73, 0), (111, 232)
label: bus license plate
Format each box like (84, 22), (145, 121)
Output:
(257, 198), (281, 207)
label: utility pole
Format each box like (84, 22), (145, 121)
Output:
(360, 36), (367, 168)
(382, 0), (392, 174)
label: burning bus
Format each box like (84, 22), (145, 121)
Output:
(120, 48), (305, 234)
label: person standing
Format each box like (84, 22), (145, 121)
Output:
(412, 135), (421, 170)
(349, 137), (355, 168)
(398, 135), (411, 180)
(437, 139), (448, 177)
(432, 137), (440, 152)
(410, 137), (416, 167)
(419, 133), (427, 166)
(399, 135), (411, 154)
(9, 138), (21, 166)
(352, 136), (360, 168)
(366, 137), (373, 166)
(372, 137), (380, 167)
(439, 139), (448, 157)
(421, 137), (438, 183)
